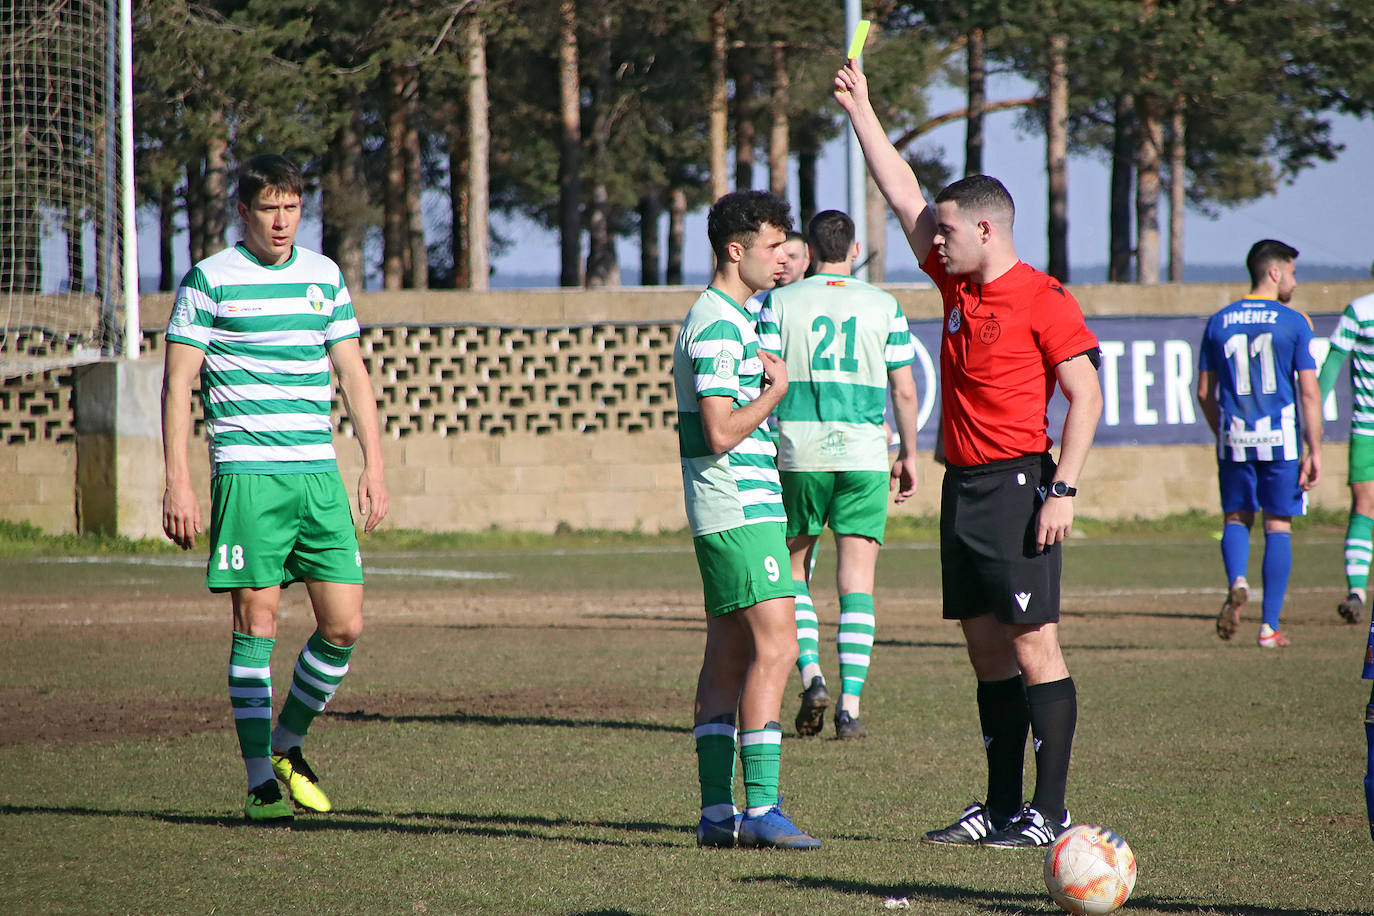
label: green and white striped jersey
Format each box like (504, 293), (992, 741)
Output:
(756, 273), (915, 471)
(166, 243), (360, 477)
(673, 286), (785, 537)
(1326, 291), (1374, 438)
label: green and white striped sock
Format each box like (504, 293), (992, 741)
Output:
(273, 631), (353, 751)
(694, 718), (737, 822)
(740, 723), (783, 814)
(794, 579), (822, 682)
(229, 631), (274, 789)
(837, 593), (875, 714)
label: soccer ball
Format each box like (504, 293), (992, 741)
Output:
(1042, 824), (1137, 916)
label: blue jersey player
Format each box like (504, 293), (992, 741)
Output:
(1197, 239), (1322, 648)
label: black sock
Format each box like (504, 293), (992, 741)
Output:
(1027, 676), (1077, 823)
(977, 675), (1029, 822)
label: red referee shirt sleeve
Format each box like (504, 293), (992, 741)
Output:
(1032, 281), (1098, 365)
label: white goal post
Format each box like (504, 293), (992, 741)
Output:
(0, 0), (139, 379)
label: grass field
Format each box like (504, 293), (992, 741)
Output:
(2, 518), (1372, 915)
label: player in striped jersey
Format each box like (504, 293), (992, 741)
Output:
(756, 209), (919, 739)
(161, 154), (389, 822)
(1197, 240), (1322, 648)
(1317, 290), (1374, 626)
(674, 190), (819, 849)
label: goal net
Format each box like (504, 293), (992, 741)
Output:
(0, 0), (136, 378)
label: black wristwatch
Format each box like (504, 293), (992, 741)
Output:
(1048, 480), (1077, 498)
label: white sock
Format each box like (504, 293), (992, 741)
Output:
(840, 694), (860, 716)
(800, 662), (824, 686)
(246, 757), (274, 789)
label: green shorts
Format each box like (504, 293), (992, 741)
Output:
(207, 472), (363, 591)
(780, 470), (890, 542)
(1351, 433), (1374, 483)
(693, 521), (794, 617)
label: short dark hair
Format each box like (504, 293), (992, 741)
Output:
(807, 210), (855, 263)
(935, 174), (1015, 225)
(783, 230), (806, 246)
(236, 154), (305, 207)
(707, 191), (793, 262)
(1246, 239), (1298, 287)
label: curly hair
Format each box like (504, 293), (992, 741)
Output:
(707, 190), (793, 262)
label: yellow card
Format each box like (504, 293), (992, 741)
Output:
(846, 20), (871, 60)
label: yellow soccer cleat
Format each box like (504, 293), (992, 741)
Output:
(245, 779), (294, 824)
(272, 747), (333, 812)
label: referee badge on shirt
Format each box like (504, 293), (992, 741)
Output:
(948, 306), (961, 334)
(979, 319), (1001, 344)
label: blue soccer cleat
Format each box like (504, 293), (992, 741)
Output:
(696, 812), (741, 848)
(737, 804), (821, 849)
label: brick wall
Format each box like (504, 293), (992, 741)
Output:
(3, 282), (1367, 536)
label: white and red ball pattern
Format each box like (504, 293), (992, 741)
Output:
(1042, 824), (1137, 916)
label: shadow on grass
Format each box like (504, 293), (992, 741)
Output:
(397, 622), (703, 634)
(1062, 607), (1216, 623)
(743, 874), (1369, 916)
(0, 803), (684, 848)
(327, 709), (682, 733)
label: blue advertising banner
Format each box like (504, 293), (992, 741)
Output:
(903, 313), (1351, 450)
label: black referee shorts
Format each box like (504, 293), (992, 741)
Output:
(940, 452), (1061, 625)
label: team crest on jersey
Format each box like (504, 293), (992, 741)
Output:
(170, 297), (193, 328)
(947, 306), (961, 334)
(306, 284), (327, 311)
(713, 351), (737, 379)
(979, 319), (1001, 344)
(821, 430), (848, 457)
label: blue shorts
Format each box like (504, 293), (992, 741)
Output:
(1218, 459), (1306, 517)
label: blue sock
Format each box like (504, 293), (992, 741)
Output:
(1220, 522), (1250, 586)
(1260, 531), (1292, 630)
(1364, 688), (1374, 842)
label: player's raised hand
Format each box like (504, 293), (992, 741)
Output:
(759, 349), (789, 398)
(162, 481), (202, 550)
(834, 60), (870, 112)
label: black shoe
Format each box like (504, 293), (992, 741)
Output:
(1338, 592), (1364, 625)
(834, 709), (868, 739)
(794, 676), (830, 737)
(921, 802), (1004, 845)
(981, 804), (1070, 848)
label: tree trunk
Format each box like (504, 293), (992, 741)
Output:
(404, 71), (428, 289)
(1135, 94), (1162, 284)
(667, 186), (687, 285)
(159, 182), (176, 291)
(557, 0), (583, 287)
(466, 13), (490, 291)
(638, 192), (661, 285)
(321, 111), (367, 289)
(186, 157), (205, 267)
(1108, 93), (1134, 282)
(65, 205), (85, 293)
(191, 129), (228, 264)
(585, 9), (619, 287)
(865, 176), (885, 282)
(1168, 102), (1185, 283)
(768, 42), (789, 198)
(1046, 34), (1069, 282)
(383, 63), (408, 290)
(797, 131), (818, 229)
(734, 62), (755, 191)
(446, 97), (471, 289)
(965, 26), (985, 176)
(708, 0), (728, 203)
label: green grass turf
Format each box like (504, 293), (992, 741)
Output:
(2, 520), (1372, 914)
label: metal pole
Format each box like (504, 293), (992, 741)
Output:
(845, 0), (868, 280)
(119, 0), (139, 359)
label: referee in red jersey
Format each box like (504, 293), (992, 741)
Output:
(835, 60), (1103, 849)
